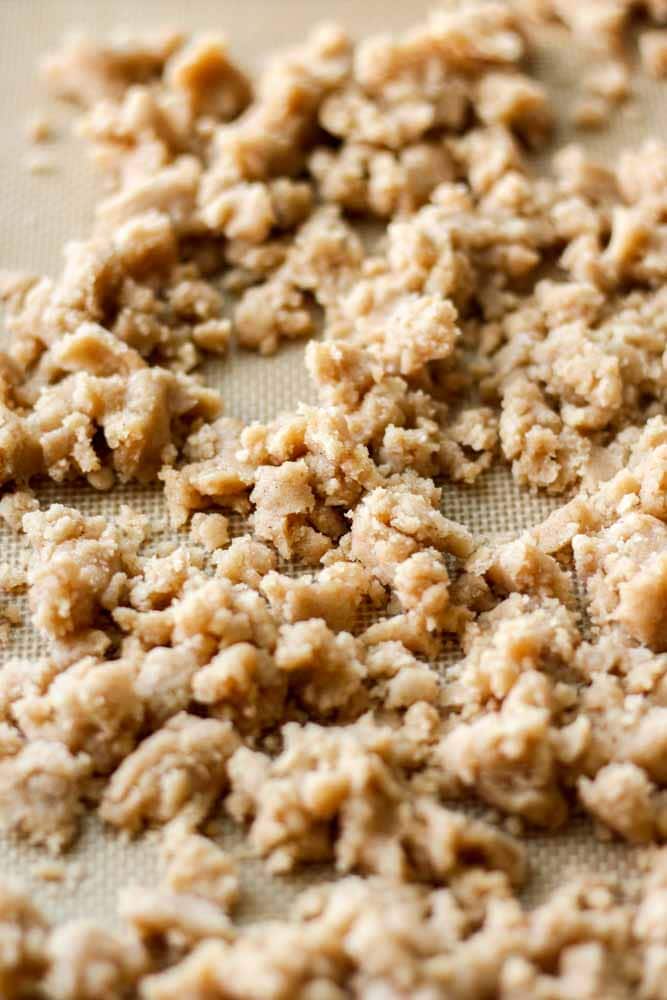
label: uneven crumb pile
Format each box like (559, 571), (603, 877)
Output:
(1, 2), (667, 996)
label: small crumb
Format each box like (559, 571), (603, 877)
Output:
(639, 30), (667, 79)
(3, 603), (22, 626)
(0, 563), (27, 592)
(25, 113), (54, 144)
(32, 860), (67, 882)
(620, 100), (642, 121)
(25, 150), (57, 175)
(190, 512), (230, 551)
(584, 61), (629, 103)
(0, 490), (39, 532)
(192, 318), (232, 355)
(572, 96), (608, 130)
(504, 815), (524, 837)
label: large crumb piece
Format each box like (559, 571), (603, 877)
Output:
(23, 504), (147, 640)
(161, 827), (239, 911)
(438, 670), (569, 827)
(0, 741), (91, 852)
(451, 593), (579, 709)
(0, 490), (38, 532)
(260, 561), (382, 632)
(44, 921), (147, 1000)
(212, 534), (276, 589)
(118, 886), (234, 948)
(14, 655), (144, 773)
(165, 34), (251, 119)
(469, 536), (573, 605)
(578, 763), (665, 844)
(99, 713), (239, 833)
(344, 479), (472, 632)
(161, 418), (255, 527)
(42, 29), (185, 106)
(574, 512), (667, 652)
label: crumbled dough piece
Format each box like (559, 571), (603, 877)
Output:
(100, 713), (239, 832)
(309, 141), (455, 217)
(44, 921), (147, 1000)
(0, 741), (91, 852)
(234, 206), (362, 355)
(23, 504), (146, 640)
(190, 512), (229, 551)
(578, 763), (664, 843)
(574, 512), (667, 651)
(227, 715), (524, 884)
(161, 827), (239, 911)
(469, 536), (573, 604)
(438, 670), (569, 827)
(344, 480), (472, 629)
(161, 418), (255, 527)
(14, 655), (144, 773)
(118, 886), (234, 947)
(260, 561), (382, 632)
(452, 594), (580, 708)
(42, 29), (185, 106)
(213, 535), (276, 589)
(165, 34), (251, 119)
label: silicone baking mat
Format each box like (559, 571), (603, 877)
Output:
(0, 0), (663, 927)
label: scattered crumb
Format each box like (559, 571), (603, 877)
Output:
(25, 150), (58, 175)
(640, 29), (667, 78)
(572, 96), (610, 130)
(32, 861), (67, 883)
(25, 113), (54, 144)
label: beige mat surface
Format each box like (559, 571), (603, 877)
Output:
(0, 0), (663, 927)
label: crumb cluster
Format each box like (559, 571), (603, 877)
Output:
(2, 2), (667, 996)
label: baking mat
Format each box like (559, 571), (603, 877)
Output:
(0, 0), (663, 927)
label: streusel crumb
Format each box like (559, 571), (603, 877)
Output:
(1, 1), (667, 994)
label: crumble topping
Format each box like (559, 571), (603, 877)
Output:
(2, 1), (667, 994)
